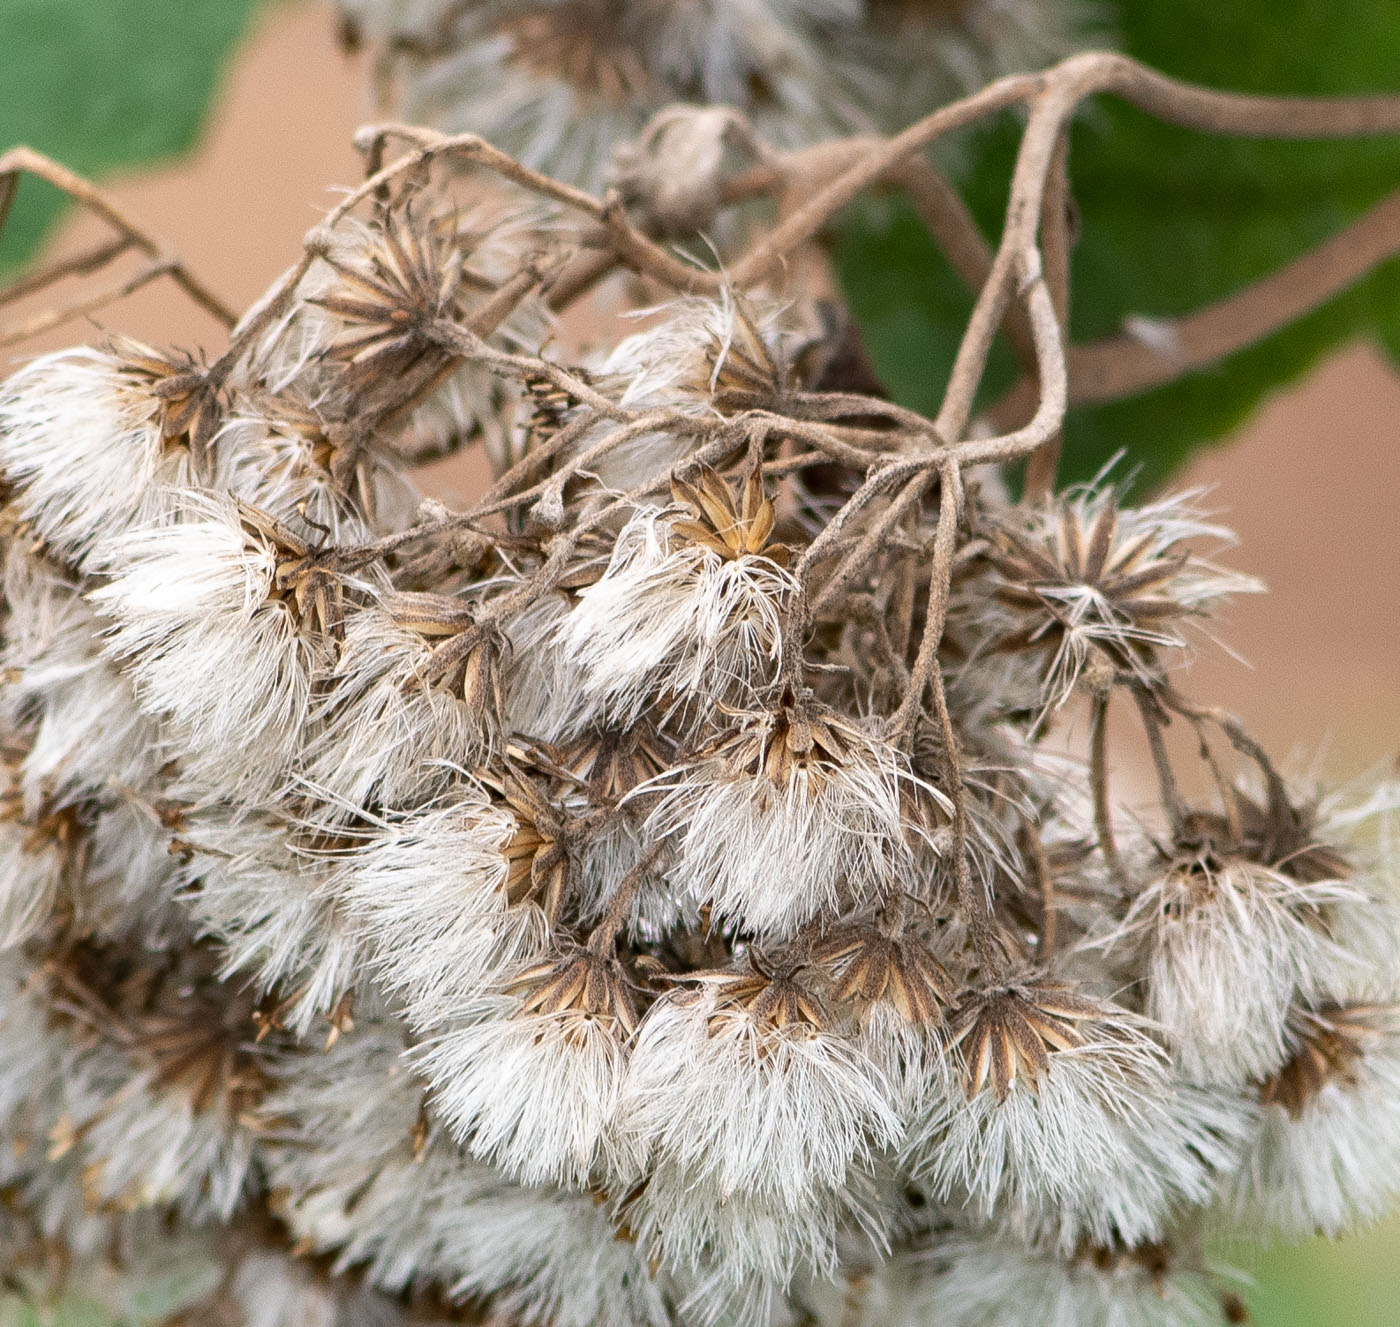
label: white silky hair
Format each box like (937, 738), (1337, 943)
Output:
(0, 549), (167, 813)
(443, 1183), (675, 1327)
(264, 1015), (670, 1327)
(558, 508), (795, 734)
(0, 817), (71, 950)
(641, 719), (928, 941)
(231, 1250), (407, 1327)
(75, 799), (187, 944)
(1097, 859), (1372, 1087)
(300, 605), (494, 822)
(502, 590), (594, 742)
(618, 985), (900, 1208)
(263, 1017), (501, 1289)
(63, 1059), (259, 1223)
(214, 409), (413, 546)
(906, 1031), (1248, 1253)
(0, 953), (65, 1163)
(1218, 1009), (1400, 1238)
(90, 491), (320, 798)
(180, 804), (369, 1035)
(912, 1232), (1228, 1327)
(339, 794), (548, 1027)
(577, 816), (696, 945)
(0, 348), (168, 571)
(417, 995), (631, 1188)
(602, 290), (798, 415)
(629, 1155), (843, 1290)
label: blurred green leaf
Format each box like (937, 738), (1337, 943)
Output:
(0, 0), (266, 274)
(835, 0), (1400, 490)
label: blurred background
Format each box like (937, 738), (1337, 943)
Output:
(0, 2), (1396, 1322)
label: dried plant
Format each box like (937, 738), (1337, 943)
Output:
(1, 40), (1400, 1327)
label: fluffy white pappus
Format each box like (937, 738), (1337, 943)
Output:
(502, 592), (593, 743)
(442, 1183), (675, 1327)
(181, 806), (368, 1035)
(340, 796), (548, 1026)
(0, 546), (166, 810)
(1307, 779), (1400, 972)
(578, 816), (696, 945)
(0, 814), (73, 950)
(987, 485), (1261, 717)
(0, 347), (174, 570)
(642, 712), (926, 941)
(906, 1233), (1229, 1327)
(213, 409), (414, 546)
(73, 799), (187, 943)
(0, 953), (66, 1177)
(260, 1014), (421, 1186)
(259, 1015), (494, 1289)
(603, 291), (804, 416)
(847, 1000), (952, 1125)
(618, 983), (899, 1211)
(302, 606), (495, 819)
(558, 509), (796, 734)
(1218, 1005), (1400, 1238)
(417, 996), (630, 1188)
(230, 1250), (406, 1327)
(89, 492), (321, 796)
(61, 1059), (259, 1222)
(625, 1154), (866, 1310)
(907, 1033), (1247, 1253)
(1099, 859), (1370, 1087)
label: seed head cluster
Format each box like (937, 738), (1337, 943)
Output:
(336, 0), (1109, 191)
(0, 133), (1396, 1327)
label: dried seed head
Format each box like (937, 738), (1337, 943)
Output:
(816, 924), (952, 1027)
(113, 338), (223, 460)
(949, 976), (1099, 1102)
(670, 466), (790, 568)
(1259, 1003), (1385, 1118)
(310, 207), (468, 391)
(984, 486), (1257, 712)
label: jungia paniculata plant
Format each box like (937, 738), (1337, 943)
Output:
(1, 40), (1400, 1327)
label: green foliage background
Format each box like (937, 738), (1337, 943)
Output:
(0, 0), (264, 275)
(835, 0), (1400, 489)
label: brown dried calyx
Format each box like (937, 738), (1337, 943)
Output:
(671, 466), (790, 567)
(495, 771), (583, 922)
(987, 498), (1191, 674)
(679, 953), (829, 1033)
(238, 502), (351, 641)
(949, 976), (1100, 1102)
(391, 590), (507, 717)
(510, 947), (638, 1037)
(815, 924), (952, 1027)
(1259, 1004), (1387, 1118)
(1164, 782), (1352, 896)
(114, 337), (224, 460)
(44, 939), (270, 1125)
(549, 722), (677, 805)
(713, 688), (863, 796)
(309, 207), (473, 391)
